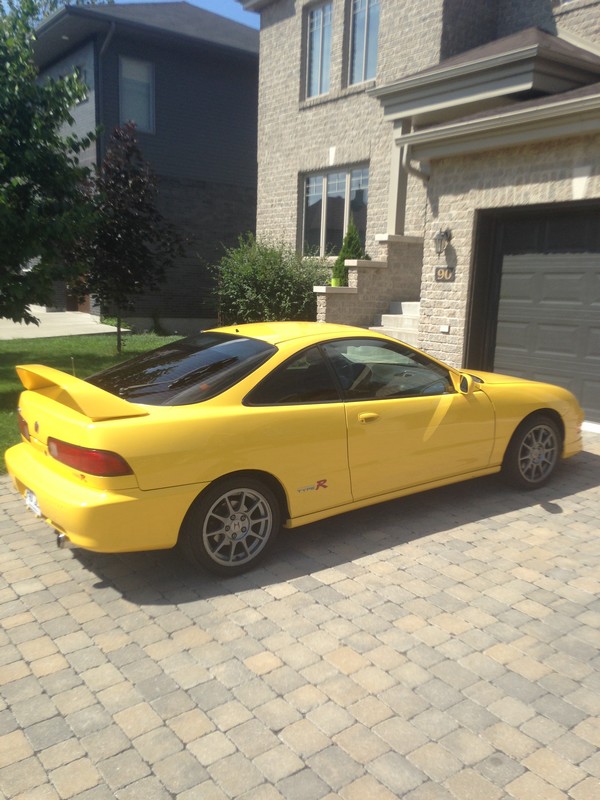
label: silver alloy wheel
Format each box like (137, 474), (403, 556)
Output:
(516, 422), (559, 484)
(202, 486), (273, 567)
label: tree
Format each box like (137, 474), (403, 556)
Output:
(0, 0), (94, 323)
(332, 218), (367, 286)
(72, 123), (183, 352)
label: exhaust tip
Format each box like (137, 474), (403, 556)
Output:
(55, 531), (72, 549)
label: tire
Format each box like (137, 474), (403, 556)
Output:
(179, 476), (280, 575)
(502, 415), (562, 490)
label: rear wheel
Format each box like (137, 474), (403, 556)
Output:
(179, 476), (280, 575)
(502, 415), (562, 489)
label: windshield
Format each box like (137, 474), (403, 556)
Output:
(87, 332), (277, 406)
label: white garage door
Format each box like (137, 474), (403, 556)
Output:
(494, 253), (600, 423)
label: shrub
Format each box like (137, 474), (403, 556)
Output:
(332, 219), (366, 286)
(214, 235), (329, 325)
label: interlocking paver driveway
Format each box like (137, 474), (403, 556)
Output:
(1, 432), (599, 799)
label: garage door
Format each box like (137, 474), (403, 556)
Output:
(494, 253), (600, 423)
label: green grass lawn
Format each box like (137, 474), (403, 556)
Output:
(0, 332), (181, 474)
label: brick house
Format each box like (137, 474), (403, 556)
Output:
(241, 0), (600, 423)
(36, 1), (258, 332)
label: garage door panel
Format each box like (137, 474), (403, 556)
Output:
(495, 253), (600, 422)
(540, 271), (588, 305)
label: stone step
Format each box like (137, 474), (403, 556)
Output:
(388, 301), (420, 316)
(377, 313), (420, 331)
(369, 326), (420, 346)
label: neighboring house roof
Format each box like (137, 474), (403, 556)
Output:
(238, 1), (271, 10)
(35, 1), (259, 68)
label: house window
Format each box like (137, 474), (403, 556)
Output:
(307, 3), (332, 98)
(303, 167), (368, 255)
(119, 57), (154, 133)
(349, 0), (380, 85)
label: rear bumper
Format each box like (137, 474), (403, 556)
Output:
(5, 443), (205, 553)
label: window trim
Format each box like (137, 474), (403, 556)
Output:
(119, 55), (155, 134)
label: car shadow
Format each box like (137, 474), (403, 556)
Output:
(72, 445), (600, 606)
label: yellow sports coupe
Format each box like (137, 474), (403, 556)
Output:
(6, 322), (583, 574)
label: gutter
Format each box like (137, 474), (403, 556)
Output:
(396, 90), (600, 151)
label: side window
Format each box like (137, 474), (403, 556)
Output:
(349, 0), (380, 85)
(303, 166), (369, 256)
(120, 56), (155, 133)
(246, 346), (340, 405)
(306, 2), (332, 98)
(322, 339), (454, 400)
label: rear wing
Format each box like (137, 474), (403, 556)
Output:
(16, 365), (150, 422)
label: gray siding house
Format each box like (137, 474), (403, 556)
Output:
(241, 0), (600, 423)
(36, 1), (258, 331)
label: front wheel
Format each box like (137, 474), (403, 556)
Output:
(502, 415), (562, 490)
(178, 476), (280, 575)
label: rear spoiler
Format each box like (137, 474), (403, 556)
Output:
(16, 365), (150, 422)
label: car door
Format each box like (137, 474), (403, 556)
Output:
(244, 345), (352, 518)
(322, 338), (496, 501)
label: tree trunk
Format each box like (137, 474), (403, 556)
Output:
(116, 311), (122, 354)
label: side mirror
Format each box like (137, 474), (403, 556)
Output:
(459, 373), (476, 395)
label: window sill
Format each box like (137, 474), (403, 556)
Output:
(300, 80), (377, 111)
(313, 285), (358, 294)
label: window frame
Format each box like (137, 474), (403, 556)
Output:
(119, 55), (155, 134)
(306, 1), (333, 99)
(348, 0), (380, 86)
(302, 165), (369, 256)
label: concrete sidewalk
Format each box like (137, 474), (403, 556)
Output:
(0, 433), (599, 799)
(0, 307), (117, 340)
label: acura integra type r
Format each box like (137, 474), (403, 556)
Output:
(6, 322), (583, 575)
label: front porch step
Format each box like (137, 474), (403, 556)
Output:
(370, 301), (420, 346)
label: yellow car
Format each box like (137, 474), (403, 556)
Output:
(5, 321), (583, 574)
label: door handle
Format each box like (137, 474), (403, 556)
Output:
(358, 412), (379, 424)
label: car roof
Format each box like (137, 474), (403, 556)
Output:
(206, 321), (379, 346)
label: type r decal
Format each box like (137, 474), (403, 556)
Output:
(297, 479), (328, 493)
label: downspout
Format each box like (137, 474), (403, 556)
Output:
(401, 139), (430, 183)
(399, 119), (430, 182)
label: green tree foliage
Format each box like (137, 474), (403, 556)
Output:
(0, 0), (93, 323)
(332, 218), (366, 286)
(71, 123), (183, 352)
(214, 234), (329, 325)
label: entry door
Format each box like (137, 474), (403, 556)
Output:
(495, 253), (600, 422)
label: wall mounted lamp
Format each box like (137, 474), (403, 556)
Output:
(433, 227), (452, 256)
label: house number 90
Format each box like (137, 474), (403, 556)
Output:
(435, 267), (455, 283)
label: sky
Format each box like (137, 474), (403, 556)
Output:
(118, 0), (260, 29)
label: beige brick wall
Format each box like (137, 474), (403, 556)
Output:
(255, 0), (600, 254)
(254, 0), (600, 359)
(256, 0), (451, 257)
(420, 133), (600, 367)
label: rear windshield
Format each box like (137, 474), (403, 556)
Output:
(87, 332), (277, 406)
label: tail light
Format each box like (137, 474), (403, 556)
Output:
(17, 410), (30, 441)
(48, 438), (133, 477)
